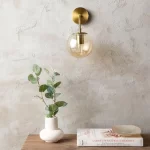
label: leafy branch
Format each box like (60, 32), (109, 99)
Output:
(28, 64), (67, 118)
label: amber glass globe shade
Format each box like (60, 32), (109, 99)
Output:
(68, 33), (92, 58)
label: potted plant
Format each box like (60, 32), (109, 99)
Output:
(28, 64), (67, 142)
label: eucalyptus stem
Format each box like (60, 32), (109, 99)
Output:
(53, 92), (56, 104)
(37, 78), (48, 108)
(34, 95), (48, 107)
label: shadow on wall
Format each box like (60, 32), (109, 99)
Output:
(65, 41), (140, 131)
(86, 10), (94, 25)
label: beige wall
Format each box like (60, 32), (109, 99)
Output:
(0, 0), (150, 149)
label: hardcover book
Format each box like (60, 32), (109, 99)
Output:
(77, 129), (143, 146)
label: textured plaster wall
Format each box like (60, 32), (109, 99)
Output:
(0, 0), (150, 149)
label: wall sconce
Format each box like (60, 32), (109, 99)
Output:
(68, 7), (92, 58)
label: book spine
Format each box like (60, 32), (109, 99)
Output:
(77, 138), (143, 146)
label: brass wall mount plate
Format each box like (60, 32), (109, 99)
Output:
(72, 7), (89, 24)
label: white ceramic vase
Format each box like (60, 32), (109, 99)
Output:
(39, 117), (64, 142)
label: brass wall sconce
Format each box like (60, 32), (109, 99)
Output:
(68, 7), (92, 58)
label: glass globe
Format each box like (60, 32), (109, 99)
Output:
(68, 33), (92, 58)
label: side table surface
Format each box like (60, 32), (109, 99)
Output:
(21, 134), (150, 150)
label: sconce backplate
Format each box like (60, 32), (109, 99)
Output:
(72, 7), (89, 24)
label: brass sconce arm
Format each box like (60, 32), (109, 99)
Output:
(79, 14), (82, 33)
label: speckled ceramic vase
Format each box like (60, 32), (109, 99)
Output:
(39, 117), (64, 142)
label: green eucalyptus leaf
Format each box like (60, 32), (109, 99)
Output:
(54, 81), (61, 88)
(45, 93), (53, 99)
(44, 68), (49, 74)
(47, 80), (53, 86)
(39, 84), (48, 92)
(33, 64), (42, 76)
(54, 109), (59, 115)
(47, 86), (55, 94)
(55, 93), (61, 98)
(28, 74), (37, 84)
(46, 112), (53, 118)
(49, 104), (58, 113)
(55, 101), (67, 107)
(36, 68), (42, 76)
(54, 72), (60, 76)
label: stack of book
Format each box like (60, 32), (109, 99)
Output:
(77, 129), (143, 146)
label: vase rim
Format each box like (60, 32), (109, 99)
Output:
(45, 116), (57, 119)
